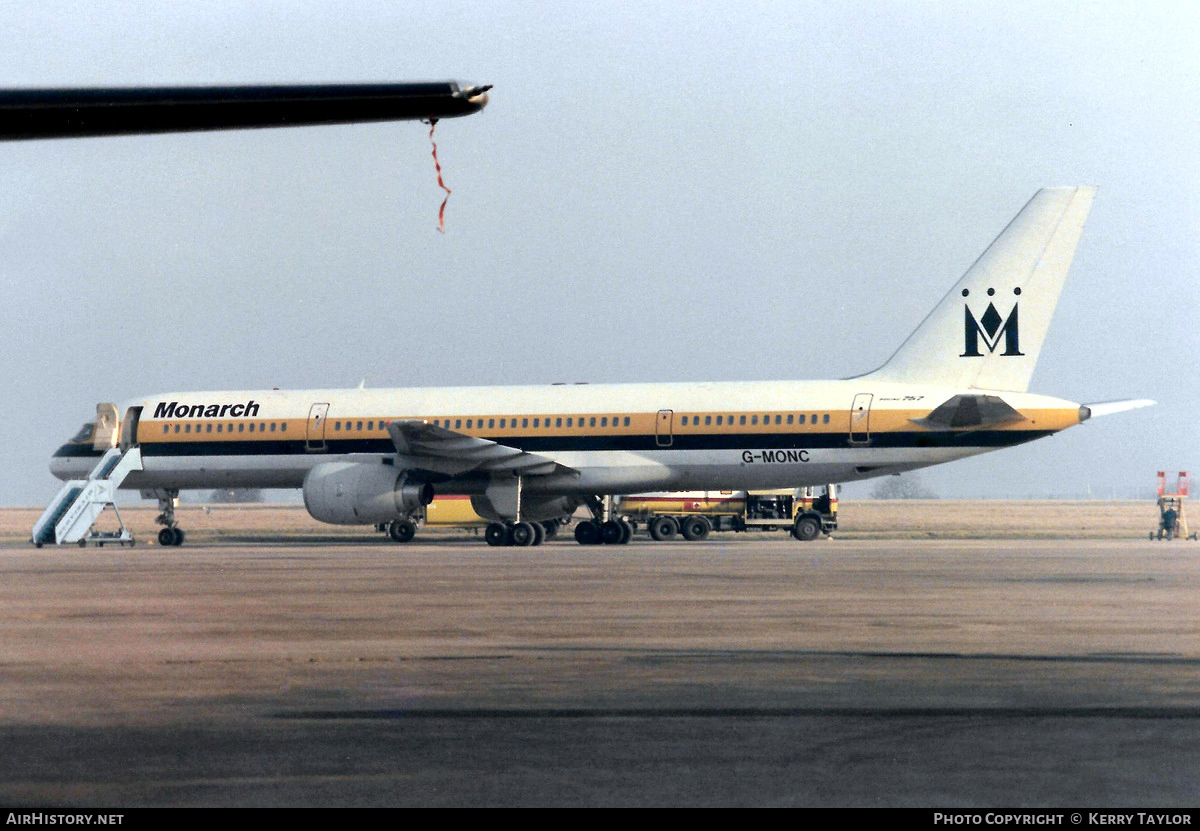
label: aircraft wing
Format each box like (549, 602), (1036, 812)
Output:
(386, 420), (578, 479)
(0, 81), (490, 140)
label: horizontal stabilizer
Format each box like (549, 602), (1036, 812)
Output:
(1081, 399), (1156, 420)
(911, 394), (1027, 430)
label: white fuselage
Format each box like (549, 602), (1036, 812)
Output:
(50, 379), (1085, 497)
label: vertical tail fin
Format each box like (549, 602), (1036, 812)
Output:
(865, 186), (1097, 392)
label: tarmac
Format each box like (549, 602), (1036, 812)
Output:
(1, 525), (1198, 807)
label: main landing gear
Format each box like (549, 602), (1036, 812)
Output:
(484, 520), (557, 547)
(151, 489), (185, 547)
(573, 496), (633, 545)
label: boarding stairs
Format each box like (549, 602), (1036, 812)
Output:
(31, 447), (143, 547)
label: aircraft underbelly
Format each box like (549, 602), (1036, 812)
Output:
(536, 446), (984, 493)
(125, 455), (312, 490)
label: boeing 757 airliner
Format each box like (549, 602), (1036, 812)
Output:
(38, 187), (1152, 547)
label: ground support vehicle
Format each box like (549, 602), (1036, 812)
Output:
(616, 486), (838, 542)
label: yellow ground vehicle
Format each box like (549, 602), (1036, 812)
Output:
(616, 486), (838, 542)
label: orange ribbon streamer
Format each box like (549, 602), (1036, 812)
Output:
(425, 118), (451, 232)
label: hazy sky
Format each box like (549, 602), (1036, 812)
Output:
(2, 1), (1196, 507)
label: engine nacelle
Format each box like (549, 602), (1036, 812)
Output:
(303, 462), (433, 525)
(470, 493), (581, 523)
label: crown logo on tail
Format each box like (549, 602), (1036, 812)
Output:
(961, 287), (1024, 357)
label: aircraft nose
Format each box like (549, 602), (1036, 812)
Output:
(49, 453), (73, 480)
(49, 446), (90, 481)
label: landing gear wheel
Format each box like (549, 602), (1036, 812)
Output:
(574, 520), (602, 545)
(532, 522), (547, 546)
(649, 515), (678, 541)
(158, 527), (179, 546)
(511, 522), (536, 547)
(680, 515), (711, 542)
(388, 519), (417, 543)
(485, 522), (511, 547)
(600, 520), (626, 544)
(618, 519), (634, 544)
(792, 515), (822, 542)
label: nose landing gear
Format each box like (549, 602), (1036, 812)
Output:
(147, 489), (185, 546)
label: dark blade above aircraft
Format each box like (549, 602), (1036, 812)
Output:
(0, 81), (491, 140)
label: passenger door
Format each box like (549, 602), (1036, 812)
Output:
(849, 394), (872, 444)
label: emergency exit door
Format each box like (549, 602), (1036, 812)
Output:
(656, 409), (674, 447)
(306, 403), (330, 451)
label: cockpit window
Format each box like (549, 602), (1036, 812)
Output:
(71, 423), (95, 444)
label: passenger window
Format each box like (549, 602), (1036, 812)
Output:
(488, 418), (495, 428)
(270, 423), (276, 432)
(823, 414), (830, 424)
(163, 425), (169, 434)
(787, 414), (793, 425)
(751, 415), (758, 425)
(705, 415), (712, 426)
(589, 417), (596, 427)
(740, 415), (747, 425)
